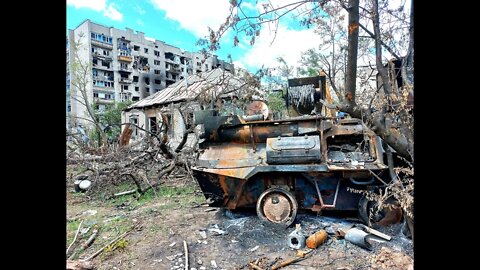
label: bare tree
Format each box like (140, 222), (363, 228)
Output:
(203, 0), (413, 161)
(68, 33), (107, 146)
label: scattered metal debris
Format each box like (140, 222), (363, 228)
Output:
(287, 224), (306, 249)
(344, 228), (372, 250)
(250, 245), (260, 252)
(306, 229), (328, 249)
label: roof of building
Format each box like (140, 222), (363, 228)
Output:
(125, 68), (262, 111)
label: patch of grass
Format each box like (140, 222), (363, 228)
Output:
(66, 219), (81, 245)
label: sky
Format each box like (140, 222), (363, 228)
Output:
(67, 0), (409, 75)
(66, 0), (327, 74)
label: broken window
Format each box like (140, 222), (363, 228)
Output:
(154, 60), (160, 65)
(145, 87), (150, 93)
(134, 45), (140, 51)
(101, 61), (110, 68)
(154, 69), (160, 75)
(123, 85), (128, 90)
(144, 77), (150, 85)
(93, 59), (98, 65)
(135, 86), (139, 91)
(132, 96), (139, 101)
(129, 117), (138, 137)
(144, 48), (149, 53)
(154, 79), (161, 84)
(149, 117), (157, 134)
(326, 134), (375, 163)
(133, 76), (139, 82)
(93, 92), (98, 98)
(154, 50), (160, 56)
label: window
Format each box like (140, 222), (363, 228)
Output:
(93, 59), (98, 65)
(155, 88), (161, 92)
(149, 117), (157, 134)
(129, 117), (138, 136)
(154, 50), (160, 57)
(144, 78), (150, 85)
(91, 32), (112, 44)
(144, 48), (149, 53)
(92, 69), (98, 76)
(154, 69), (160, 75)
(154, 60), (160, 65)
(123, 85), (128, 90)
(103, 50), (110, 56)
(93, 92), (98, 98)
(132, 96), (139, 101)
(135, 87), (139, 91)
(134, 45), (140, 51)
(154, 79), (161, 84)
(133, 76), (139, 82)
(145, 87), (150, 93)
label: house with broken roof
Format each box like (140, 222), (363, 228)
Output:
(120, 68), (263, 146)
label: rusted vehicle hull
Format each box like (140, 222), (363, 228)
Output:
(192, 112), (389, 225)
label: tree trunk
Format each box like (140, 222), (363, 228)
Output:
(344, 0), (360, 108)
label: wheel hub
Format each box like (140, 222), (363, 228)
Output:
(256, 188), (298, 226)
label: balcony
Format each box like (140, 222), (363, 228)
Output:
(93, 75), (114, 81)
(118, 55), (133, 62)
(93, 85), (115, 92)
(94, 97), (115, 104)
(119, 77), (133, 84)
(118, 66), (133, 72)
(91, 39), (113, 49)
(93, 64), (113, 71)
(92, 52), (113, 61)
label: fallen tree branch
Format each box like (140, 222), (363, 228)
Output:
(83, 229), (131, 261)
(114, 189), (137, 197)
(66, 220), (84, 255)
(183, 240), (189, 270)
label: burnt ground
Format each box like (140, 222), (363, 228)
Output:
(66, 176), (413, 270)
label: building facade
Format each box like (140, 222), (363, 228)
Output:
(67, 19), (234, 129)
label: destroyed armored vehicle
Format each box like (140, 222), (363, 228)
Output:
(192, 75), (394, 226)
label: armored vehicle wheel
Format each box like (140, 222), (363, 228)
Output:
(256, 188), (298, 226)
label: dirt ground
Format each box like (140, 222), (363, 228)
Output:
(66, 172), (413, 270)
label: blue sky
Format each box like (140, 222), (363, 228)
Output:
(66, 0), (333, 73)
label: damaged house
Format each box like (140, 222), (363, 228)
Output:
(120, 68), (263, 148)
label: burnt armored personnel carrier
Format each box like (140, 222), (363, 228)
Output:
(192, 109), (390, 226)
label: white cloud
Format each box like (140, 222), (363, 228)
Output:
(233, 61), (246, 70)
(67, 0), (123, 21)
(134, 4), (146, 15)
(103, 3), (123, 21)
(238, 23), (322, 72)
(149, 0), (231, 37)
(240, 2), (255, 11)
(137, 19), (145, 26)
(67, 0), (106, 11)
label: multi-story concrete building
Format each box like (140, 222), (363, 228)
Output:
(67, 19), (234, 129)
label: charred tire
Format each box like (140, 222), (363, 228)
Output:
(358, 196), (385, 226)
(256, 188), (298, 227)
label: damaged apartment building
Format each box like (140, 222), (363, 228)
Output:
(66, 19), (234, 130)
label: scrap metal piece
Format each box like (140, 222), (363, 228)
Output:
(287, 225), (306, 250)
(344, 228), (372, 250)
(355, 224), (391, 241)
(306, 230), (328, 249)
